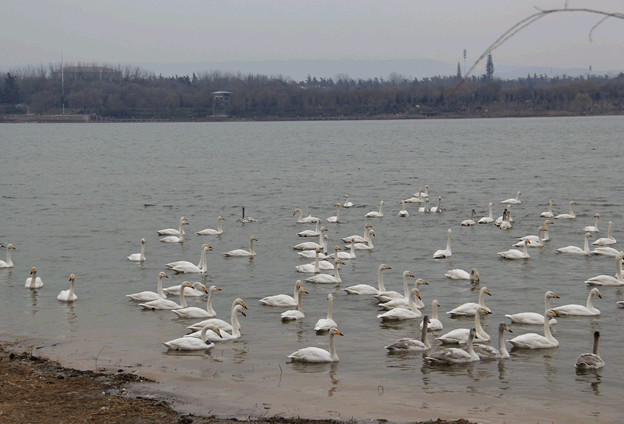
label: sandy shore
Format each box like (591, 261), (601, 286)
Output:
(0, 342), (474, 424)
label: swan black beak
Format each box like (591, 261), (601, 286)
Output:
(241, 310), (247, 317)
(486, 291), (492, 296)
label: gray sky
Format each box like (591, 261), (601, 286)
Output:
(2, 0), (623, 77)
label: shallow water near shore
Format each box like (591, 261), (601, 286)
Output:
(1, 117), (624, 422)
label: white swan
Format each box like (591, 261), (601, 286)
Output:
(426, 327), (480, 364)
(327, 203), (341, 223)
(498, 240), (530, 259)
(163, 281), (208, 297)
(517, 220), (553, 244)
(197, 216), (225, 235)
(385, 315), (432, 352)
(365, 201), (384, 218)
(293, 229), (327, 250)
(314, 294), (337, 332)
(375, 271), (416, 302)
(461, 209), (476, 226)
(160, 219), (189, 243)
(418, 198), (430, 213)
(127, 272), (169, 301)
(172, 285), (221, 319)
(437, 306), (491, 344)
(295, 248), (323, 273)
(421, 185), (429, 198)
(331, 239), (356, 260)
(430, 196), (442, 213)
(398, 200), (409, 217)
(225, 236), (257, 257)
(127, 239), (146, 262)
(495, 205), (513, 226)
(505, 291), (560, 325)
(583, 213), (600, 232)
(498, 208), (513, 230)
(377, 288), (422, 321)
(508, 310), (559, 349)
(139, 281), (194, 310)
(446, 286), (492, 317)
(166, 244), (211, 272)
(575, 331), (605, 370)
(473, 323), (513, 359)
(288, 328), (344, 362)
(240, 207), (257, 223)
(344, 264), (391, 295)
(343, 194), (353, 208)
(57, 274), (78, 302)
(420, 300), (443, 331)
(306, 259), (344, 284)
(260, 281), (301, 307)
(514, 227), (546, 248)
(555, 232), (592, 255)
(433, 229), (452, 259)
(592, 246), (620, 257)
(187, 299), (247, 332)
(297, 220), (322, 237)
(501, 191), (521, 204)
(185, 305), (246, 342)
(293, 208), (320, 224)
(554, 201), (577, 219)
(298, 235), (329, 259)
(379, 278), (428, 310)
(169, 245), (212, 273)
(163, 324), (222, 351)
(445, 268), (480, 282)
(341, 224), (371, 243)
(541, 200), (554, 218)
(478, 202), (494, 224)
(157, 217), (187, 236)
(25, 267), (43, 289)
(404, 189), (425, 204)
(354, 229), (375, 250)
(593, 221), (616, 245)
(0, 244), (15, 268)
(552, 288), (602, 316)
(281, 285), (309, 321)
(585, 253), (624, 286)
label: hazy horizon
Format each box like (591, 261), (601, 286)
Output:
(3, 1), (623, 80)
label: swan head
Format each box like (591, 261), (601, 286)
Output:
(218, 216), (225, 220)
(69, 274), (75, 282)
(335, 203), (340, 207)
(234, 304), (247, 317)
(422, 315), (430, 325)
(141, 239), (145, 244)
(334, 245), (341, 251)
(30, 267), (36, 274)
(470, 268), (480, 282)
(330, 328), (344, 337)
(233, 298), (248, 309)
(203, 244), (212, 251)
(545, 291), (559, 299)
(591, 288), (602, 299)
(158, 272), (168, 279)
(344, 194), (349, 198)
(251, 236), (258, 241)
(403, 271), (414, 278)
(415, 278), (427, 286)
(209, 285), (221, 293)
(321, 227), (328, 233)
(482, 287), (491, 296)
(369, 230), (376, 237)
(499, 322), (512, 333)
(546, 309), (559, 318)
(488, 202), (493, 206)
(595, 213), (600, 218)
(181, 281), (192, 289)
(7, 244), (15, 250)
(409, 288), (421, 300)
(571, 201), (577, 205)
(585, 232), (592, 238)
(477, 307), (492, 315)
(293, 209), (300, 216)
(433, 299), (440, 308)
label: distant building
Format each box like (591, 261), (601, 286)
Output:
(51, 66), (122, 81)
(212, 91), (232, 116)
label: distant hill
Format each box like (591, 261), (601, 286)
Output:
(497, 66), (624, 80)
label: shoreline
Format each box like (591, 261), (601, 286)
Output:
(0, 341), (473, 424)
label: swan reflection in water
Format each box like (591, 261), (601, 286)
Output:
(288, 361), (340, 396)
(29, 290), (39, 316)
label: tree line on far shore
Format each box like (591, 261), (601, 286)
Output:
(2, 61), (624, 119)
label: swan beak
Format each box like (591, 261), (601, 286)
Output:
(336, 246), (341, 250)
(215, 287), (221, 291)
(207, 246), (212, 251)
(597, 292), (602, 299)
(335, 329), (344, 336)
(303, 289), (309, 294)
(339, 260), (345, 264)
(409, 273), (414, 277)
(507, 328), (513, 333)
(486, 290), (492, 296)
(417, 293), (421, 300)
(551, 310), (559, 317)
(163, 273), (169, 278)
(30, 267), (35, 274)
(216, 329), (222, 338)
(69, 275), (74, 281)
(552, 293), (559, 298)
(421, 280), (428, 285)
(484, 309), (492, 314)
(202, 287), (208, 293)
(241, 301), (247, 309)
(241, 310), (247, 317)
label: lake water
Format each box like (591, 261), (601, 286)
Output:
(1, 117), (623, 423)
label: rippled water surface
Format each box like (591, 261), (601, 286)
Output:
(1, 117), (624, 422)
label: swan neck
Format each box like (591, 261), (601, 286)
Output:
(465, 332), (477, 358)
(377, 268), (387, 292)
(488, 203), (493, 218)
(498, 326), (509, 357)
(249, 238), (255, 255)
(334, 264), (341, 282)
(68, 280), (75, 298)
(402, 275), (409, 298)
(178, 222), (185, 242)
(206, 290), (215, 314)
(30, 270), (37, 289)
(157, 275), (165, 297)
(474, 311), (484, 336)
(328, 331), (339, 361)
(616, 257), (623, 280)
(179, 285), (188, 308)
(478, 289), (486, 307)
(584, 235), (590, 253)
(140, 243), (145, 261)
(607, 222), (612, 238)
(297, 290), (304, 312)
(421, 319), (430, 348)
(199, 247), (208, 272)
(523, 241), (528, 255)
(327, 296), (333, 319)
(200, 326), (210, 342)
(6, 248), (12, 265)
(231, 311), (241, 337)
(432, 302), (438, 320)
(446, 232), (451, 251)
(314, 251), (320, 272)
(544, 295), (551, 312)
(543, 313), (554, 342)
(593, 334), (600, 355)
(586, 291), (595, 310)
